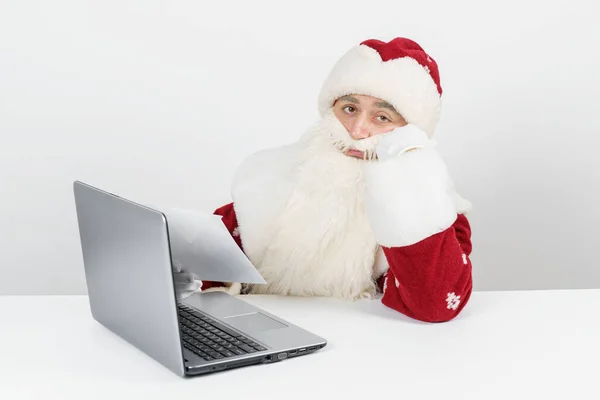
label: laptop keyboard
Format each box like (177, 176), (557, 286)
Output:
(177, 304), (268, 362)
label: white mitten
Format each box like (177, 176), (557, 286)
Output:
(375, 124), (434, 161)
(362, 124), (459, 247)
(172, 261), (202, 300)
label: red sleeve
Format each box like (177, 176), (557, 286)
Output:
(199, 202), (243, 290)
(380, 214), (473, 323)
(213, 202), (243, 249)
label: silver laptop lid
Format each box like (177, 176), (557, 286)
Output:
(73, 181), (185, 376)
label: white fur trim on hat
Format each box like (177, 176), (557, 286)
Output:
(317, 44), (441, 136)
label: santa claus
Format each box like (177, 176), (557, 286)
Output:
(192, 37), (473, 323)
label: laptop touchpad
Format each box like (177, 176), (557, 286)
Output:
(224, 312), (288, 332)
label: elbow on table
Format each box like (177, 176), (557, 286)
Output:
(384, 287), (473, 323)
(419, 304), (468, 323)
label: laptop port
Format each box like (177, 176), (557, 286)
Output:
(298, 348), (307, 354)
(288, 350), (298, 355)
(263, 354), (279, 364)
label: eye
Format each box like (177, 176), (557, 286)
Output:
(343, 105), (356, 114)
(376, 115), (391, 123)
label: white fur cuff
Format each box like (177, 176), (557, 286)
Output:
(362, 147), (458, 247)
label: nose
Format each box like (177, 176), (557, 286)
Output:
(347, 115), (370, 140)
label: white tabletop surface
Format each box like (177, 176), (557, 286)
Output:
(1, 290), (599, 399)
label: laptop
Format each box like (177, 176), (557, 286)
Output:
(72, 180), (327, 377)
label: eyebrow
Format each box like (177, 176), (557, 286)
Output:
(338, 95), (359, 104)
(375, 101), (399, 114)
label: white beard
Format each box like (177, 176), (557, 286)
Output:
(230, 110), (389, 300)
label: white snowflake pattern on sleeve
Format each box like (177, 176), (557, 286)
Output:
(446, 292), (461, 310)
(232, 227), (240, 237)
(462, 254), (468, 265)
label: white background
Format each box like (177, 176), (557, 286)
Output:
(1, 0), (598, 295)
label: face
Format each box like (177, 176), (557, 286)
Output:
(332, 94), (408, 159)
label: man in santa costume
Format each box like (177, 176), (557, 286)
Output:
(195, 37), (473, 323)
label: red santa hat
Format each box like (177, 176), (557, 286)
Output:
(317, 37), (442, 137)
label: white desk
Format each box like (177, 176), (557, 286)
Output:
(1, 290), (599, 399)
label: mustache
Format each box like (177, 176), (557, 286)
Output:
(329, 125), (382, 161)
(307, 111), (382, 160)
(332, 140), (379, 160)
